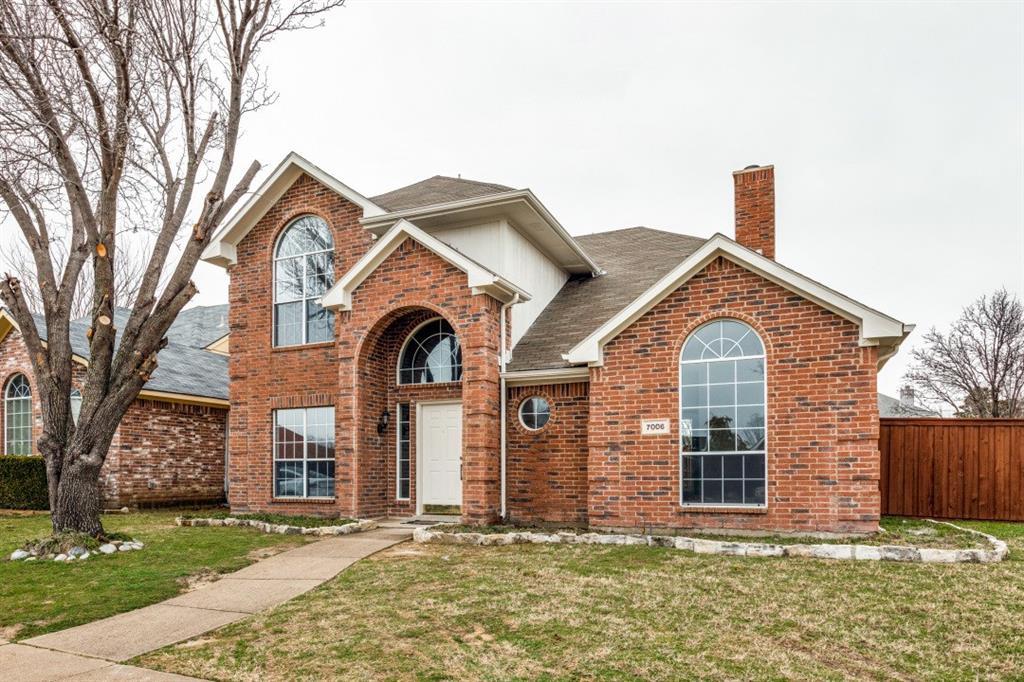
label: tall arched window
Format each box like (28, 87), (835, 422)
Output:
(679, 319), (766, 506)
(273, 215), (334, 347)
(398, 318), (462, 384)
(4, 374), (33, 455)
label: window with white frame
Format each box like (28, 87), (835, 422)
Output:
(398, 318), (462, 384)
(4, 374), (32, 455)
(273, 407), (335, 498)
(273, 215), (335, 347)
(70, 389), (82, 425)
(396, 403), (410, 499)
(679, 319), (766, 506)
(518, 396), (550, 430)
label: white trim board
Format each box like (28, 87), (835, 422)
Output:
(321, 219), (532, 310)
(563, 234), (913, 368)
(202, 152), (385, 267)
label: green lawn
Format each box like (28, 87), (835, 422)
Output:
(137, 519), (1024, 681)
(0, 510), (310, 640)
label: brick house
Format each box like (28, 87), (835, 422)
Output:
(203, 154), (912, 534)
(0, 306), (230, 507)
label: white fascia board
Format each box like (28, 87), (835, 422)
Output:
(502, 367), (590, 387)
(321, 219), (531, 311)
(564, 234), (910, 366)
(201, 152), (385, 267)
(360, 189), (602, 276)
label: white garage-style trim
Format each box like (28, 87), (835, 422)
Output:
(201, 152), (386, 267)
(563, 234), (913, 369)
(321, 219), (531, 311)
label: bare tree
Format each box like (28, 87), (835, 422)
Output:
(905, 289), (1024, 418)
(0, 0), (344, 536)
(3, 236), (147, 319)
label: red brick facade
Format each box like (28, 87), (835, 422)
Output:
(0, 328), (227, 508)
(220, 171), (882, 534)
(225, 174), (503, 522)
(588, 257), (879, 534)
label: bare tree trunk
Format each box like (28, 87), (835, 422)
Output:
(0, 0), (344, 538)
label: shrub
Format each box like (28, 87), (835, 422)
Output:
(0, 456), (48, 510)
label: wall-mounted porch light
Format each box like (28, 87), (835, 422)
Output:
(377, 409), (390, 435)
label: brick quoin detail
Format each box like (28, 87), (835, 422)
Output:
(588, 256), (879, 534)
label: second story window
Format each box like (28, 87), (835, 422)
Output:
(274, 215), (334, 347)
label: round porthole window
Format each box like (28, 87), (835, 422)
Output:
(518, 396), (550, 430)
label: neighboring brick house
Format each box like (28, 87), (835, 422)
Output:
(0, 305), (230, 507)
(203, 153), (912, 534)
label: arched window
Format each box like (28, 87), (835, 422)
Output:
(679, 319), (766, 506)
(398, 318), (462, 384)
(4, 374), (33, 455)
(273, 215), (334, 347)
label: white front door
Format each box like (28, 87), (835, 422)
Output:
(418, 401), (462, 509)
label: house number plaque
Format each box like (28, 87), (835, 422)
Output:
(641, 419), (670, 436)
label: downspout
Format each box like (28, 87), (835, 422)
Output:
(499, 293), (521, 520)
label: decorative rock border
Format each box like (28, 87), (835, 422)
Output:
(413, 520), (1008, 564)
(176, 516), (377, 536)
(8, 538), (144, 563)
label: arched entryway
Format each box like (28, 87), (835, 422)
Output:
(354, 307), (465, 518)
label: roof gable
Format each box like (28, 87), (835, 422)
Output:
(202, 152), (384, 267)
(563, 234), (911, 368)
(320, 219), (531, 311)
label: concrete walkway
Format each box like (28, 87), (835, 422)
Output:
(2, 526), (411, 681)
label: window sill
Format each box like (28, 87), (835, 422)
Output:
(270, 496), (336, 504)
(678, 505), (768, 515)
(271, 341), (335, 353)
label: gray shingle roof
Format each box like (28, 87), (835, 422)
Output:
(167, 305), (230, 348)
(371, 175), (515, 212)
(878, 393), (939, 418)
(507, 227), (708, 372)
(36, 306), (228, 401)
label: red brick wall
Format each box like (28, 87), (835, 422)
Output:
(734, 166), (776, 259)
(341, 239), (502, 522)
(1, 327), (225, 507)
(225, 172), (374, 517)
(588, 256), (880, 534)
(225, 173), (503, 522)
(506, 382), (589, 525)
(104, 399), (227, 507)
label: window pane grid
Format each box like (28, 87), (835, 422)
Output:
(397, 403), (410, 499)
(273, 407), (335, 498)
(4, 374), (32, 455)
(680, 321), (766, 507)
(398, 319), (463, 385)
(273, 216), (334, 347)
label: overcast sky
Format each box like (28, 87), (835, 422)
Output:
(186, 0), (1023, 398)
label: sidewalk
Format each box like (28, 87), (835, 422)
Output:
(1, 525), (412, 681)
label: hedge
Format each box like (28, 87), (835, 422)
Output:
(0, 456), (49, 510)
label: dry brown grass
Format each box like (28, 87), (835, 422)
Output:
(137, 520), (1024, 681)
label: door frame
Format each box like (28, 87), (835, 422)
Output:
(415, 398), (463, 516)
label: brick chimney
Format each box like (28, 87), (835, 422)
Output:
(733, 164), (775, 259)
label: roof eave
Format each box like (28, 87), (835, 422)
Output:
(360, 190), (601, 276)
(563, 234), (911, 368)
(201, 152), (384, 268)
(321, 219), (532, 312)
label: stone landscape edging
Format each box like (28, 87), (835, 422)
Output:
(413, 519), (1009, 563)
(176, 516), (378, 536)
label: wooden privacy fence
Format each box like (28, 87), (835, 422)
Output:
(879, 418), (1024, 521)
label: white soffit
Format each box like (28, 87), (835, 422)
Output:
(564, 234), (911, 367)
(360, 190), (602, 276)
(321, 219), (532, 311)
(201, 152), (385, 267)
